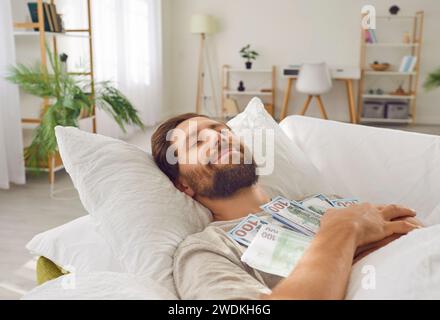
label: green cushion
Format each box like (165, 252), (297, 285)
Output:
(36, 256), (68, 285)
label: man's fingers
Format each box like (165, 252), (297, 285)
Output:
(380, 204), (416, 221)
(385, 220), (419, 236)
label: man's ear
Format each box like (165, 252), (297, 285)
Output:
(175, 177), (195, 198)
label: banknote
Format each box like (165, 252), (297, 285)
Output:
(260, 196), (321, 236)
(241, 224), (312, 277)
(227, 214), (268, 247)
(298, 194), (334, 215)
(331, 198), (360, 208)
(271, 214), (314, 237)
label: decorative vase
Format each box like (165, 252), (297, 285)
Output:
(245, 61), (252, 69)
(389, 5), (400, 15)
(237, 81), (245, 92)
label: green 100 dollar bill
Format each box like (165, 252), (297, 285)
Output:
(298, 194), (334, 215)
(241, 224), (311, 277)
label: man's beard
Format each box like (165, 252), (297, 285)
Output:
(184, 161), (258, 199)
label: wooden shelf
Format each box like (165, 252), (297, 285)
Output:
(362, 94), (415, 100)
(364, 43), (419, 47)
(68, 71), (92, 76)
(364, 71), (417, 76)
(376, 15), (417, 20)
(21, 116), (95, 130)
(22, 118), (41, 124)
(13, 22), (39, 29)
(224, 90), (272, 96)
(360, 117), (413, 124)
(226, 68), (272, 73)
(25, 165), (64, 173)
(14, 30), (90, 38)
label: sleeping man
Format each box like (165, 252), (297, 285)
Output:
(151, 113), (423, 300)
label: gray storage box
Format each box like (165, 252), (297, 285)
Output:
(362, 100), (386, 118)
(386, 101), (409, 119)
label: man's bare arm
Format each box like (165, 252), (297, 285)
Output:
(262, 203), (419, 300)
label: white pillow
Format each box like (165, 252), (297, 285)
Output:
(280, 115), (440, 222)
(26, 215), (123, 273)
(347, 225), (440, 299)
(228, 97), (333, 199)
(21, 272), (177, 300)
(55, 126), (211, 296)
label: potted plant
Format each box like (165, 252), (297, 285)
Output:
(7, 47), (145, 169)
(239, 44), (259, 69)
(424, 67), (440, 91)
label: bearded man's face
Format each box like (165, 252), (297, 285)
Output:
(169, 117), (257, 199)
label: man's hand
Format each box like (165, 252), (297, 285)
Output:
(353, 215), (423, 263)
(321, 203), (419, 247)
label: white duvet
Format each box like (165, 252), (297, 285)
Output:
(22, 272), (177, 300)
(23, 112), (440, 300)
(346, 224), (440, 299)
(24, 225), (440, 300)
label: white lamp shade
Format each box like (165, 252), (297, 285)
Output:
(296, 62), (332, 95)
(190, 14), (217, 34)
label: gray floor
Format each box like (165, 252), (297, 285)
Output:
(0, 123), (439, 299)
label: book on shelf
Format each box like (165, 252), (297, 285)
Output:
(370, 29), (378, 43)
(56, 14), (64, 32)
(27, 2), (63, 33)
(43, 3), (54, 32)
(399, 56), (417, 72)
(364, 29), (372, 43)
(49, 4), (61, 32)
(27, 2), (47, 31)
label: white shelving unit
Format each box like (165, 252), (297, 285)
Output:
(222, 65), (276, 118)
(357, 11), (424, 124)
(11, 0), (95, 184)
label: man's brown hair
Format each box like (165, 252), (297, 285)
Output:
(151, 113), (207, 183)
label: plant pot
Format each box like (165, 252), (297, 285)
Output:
(245, 61), (252, 69)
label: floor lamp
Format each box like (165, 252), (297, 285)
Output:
(190, 14), (218, 115)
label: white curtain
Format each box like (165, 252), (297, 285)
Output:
(0, 0), (26, 189)
(92, 0), (163, 138)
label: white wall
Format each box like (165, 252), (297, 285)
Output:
(165, 0), (440, 124)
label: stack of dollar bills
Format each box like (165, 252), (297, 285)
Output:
(227, 194), (359, 277)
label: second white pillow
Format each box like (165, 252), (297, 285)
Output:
(228, 97), (333, 200)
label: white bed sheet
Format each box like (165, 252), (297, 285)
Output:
(22, 272), (177, 300)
